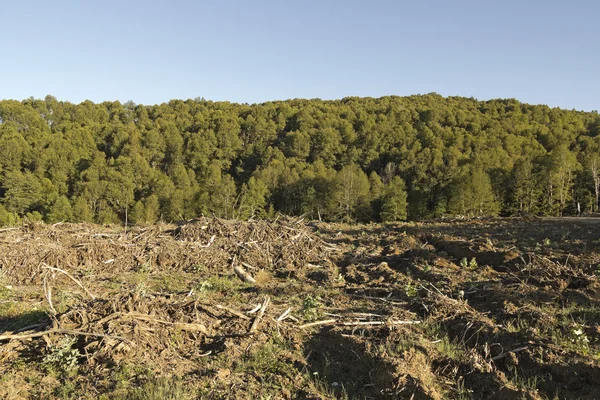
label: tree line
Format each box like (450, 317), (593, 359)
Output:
(0, 94), (599, 225)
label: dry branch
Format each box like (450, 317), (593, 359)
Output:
(216, 304), (251, 320)
(234, 265), (256, 283)
(248, 296), (270, 334)
(246, 304), (262, 314)
(172, 323), (210, 334)
(341, 320), (421, 326)
(199, 235), (216, 248)
(0, 329), (131, 343)
(491, 346), (529, 361)
(299, 319), (337, 329)
(42, 264), (96, 299)
(43, 273), (57, 315)
(277, 307), (293, 322)
(299, 318), (421, 329)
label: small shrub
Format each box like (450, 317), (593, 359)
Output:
(194, 280), (213, 292)
(404, 283), (419, 297)
(570, 325), (590, 350)
(43, 336), (81, 375)
(302, 295), (322, 321)
(468, 258), (478, 270)
(422, 262), (431, 272)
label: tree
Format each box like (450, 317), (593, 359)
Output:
(1, 171), (43, 214)
(72, 197), (94, 223)
(381, 176), (408, 221)
(509, 158), (540, 214)
(46, 196), (73, 223)
(331, 164), (371, 221)
(0, 204), (20, 226)
(447, 166), (500, 217)
(0, 94), (599, 224)
(541, 145), (580, 215)
(237, 177), (268, 219)
(144, 195), (161, 223)
(582, 139), (600, 212)
(129, 201), (146, 225)
(589, 154), (600, 213)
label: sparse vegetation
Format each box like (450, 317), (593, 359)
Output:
(301, 294), (323, 321)
(43, 337), (81, 375)
(0, 217), (599, 399)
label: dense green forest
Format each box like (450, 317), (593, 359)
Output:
(0, 94), (599, 225)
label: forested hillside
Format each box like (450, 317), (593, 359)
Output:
(0, 94), (599, 225)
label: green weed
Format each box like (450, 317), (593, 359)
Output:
(43, 336), (81, 376)
(302, 295), (323, 321)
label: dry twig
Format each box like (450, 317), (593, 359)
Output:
(42, 264), (96, 299)
(216, 304), (251, 320)
(299, 319), (337, 329)
(0, 329), (131, 343)
(248, 296), (270, 334)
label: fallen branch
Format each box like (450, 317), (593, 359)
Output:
(43, 272), (57, 315)
(234, 265), (256, 283)
(241, 262), (255, 270)
(286, 314), (299, 323)
(248, 296), (270, 334)
(123, 312), (209, 334)
(230, 255), (255, 284)
(299, 318), (421, 329)
(491, 346), (529, 361)
(173, 322), (210, 334)
(341, 320), (421, 327)
(299, 319), (337, 329)
(216, 304), (251, 320)
(347, 294), (408, 305)
(246, 304), (262, 314)
(277, 307), (293, 322)
(199, 235), (216, 248)
(0, 329), (131, 343)
(42, 264), (96, 299)
(14, 323), (48, 333)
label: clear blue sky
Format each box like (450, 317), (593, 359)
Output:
(1, 0), (598, 110)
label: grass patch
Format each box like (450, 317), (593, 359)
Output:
(193, 275), (250, 294)
(125, 376), (195, 400)
(423, 322), (467, 361)
(236, 340), (296, 378)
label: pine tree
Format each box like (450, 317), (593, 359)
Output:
(381, 176), (408, 221)
(447, 166), (500, 217)
(72, 196), (94, 223)
(46, 196), (73, 223)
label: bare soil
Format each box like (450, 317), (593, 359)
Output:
(0, 217), (599, 399)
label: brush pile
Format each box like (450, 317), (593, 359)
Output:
(0, 216), (338, 285)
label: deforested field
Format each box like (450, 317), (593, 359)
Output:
(0, 217), (599, 399)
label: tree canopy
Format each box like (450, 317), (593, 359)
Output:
(0, 94), (598, 225)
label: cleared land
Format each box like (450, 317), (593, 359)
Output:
(0, 217), (599, 399)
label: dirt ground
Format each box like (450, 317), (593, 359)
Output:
(0, 216), (599, 399)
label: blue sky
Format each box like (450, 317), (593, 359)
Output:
(1, 0), (598, 110)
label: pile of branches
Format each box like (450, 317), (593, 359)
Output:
(0, 217), (339, 284)
(176, 216), (339, 272)
(0, 290), (281, 368)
